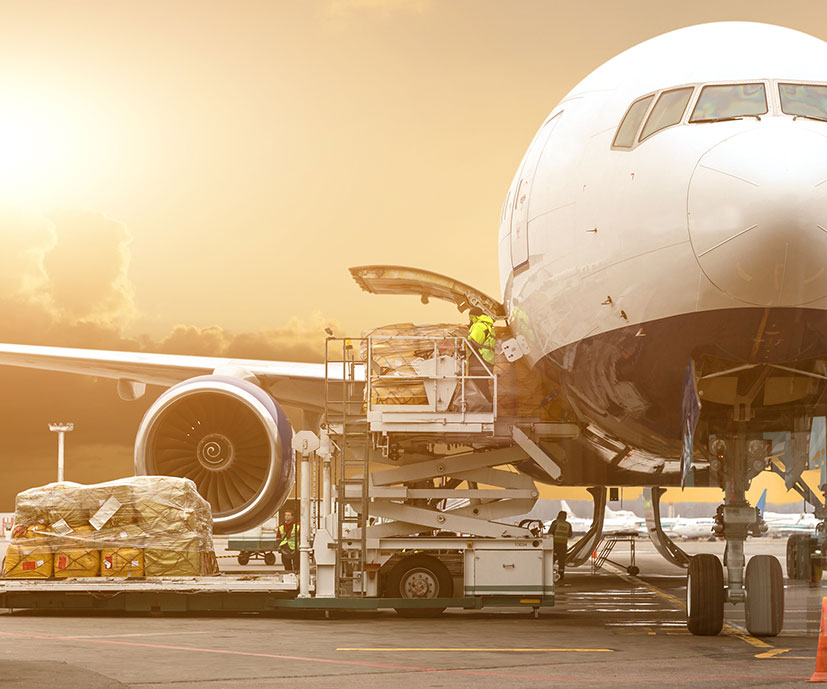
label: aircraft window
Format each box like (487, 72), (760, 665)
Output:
(779, 83), (827, 120)
(639, 87), (694, 141)
(613, 95), (654, 148)
(689, 83), (767, 122)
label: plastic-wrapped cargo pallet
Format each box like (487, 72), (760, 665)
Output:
(2, 476), (219, 579)
(4, 524), (53, 578)
(362, 323), (467, 406)
(362, 321), (578, 419)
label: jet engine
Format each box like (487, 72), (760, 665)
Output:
(134, 375), (294, 534)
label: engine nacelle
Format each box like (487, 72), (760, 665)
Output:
(134, 375), (294, 534)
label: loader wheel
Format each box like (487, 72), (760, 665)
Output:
(687, 554), (724, 636)
(745, 555), (784, 636)
(386, 553), (452, 618)
(264, 552), (276, 566)
(237, 552), (250, 566)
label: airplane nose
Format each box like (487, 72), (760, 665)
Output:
(688, 127), (827, 306)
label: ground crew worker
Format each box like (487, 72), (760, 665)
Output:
(277, 509), (300, 572)
(467, 306), (496, 403)
(548, 510), (573, 582)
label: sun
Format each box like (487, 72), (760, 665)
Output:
(0, 86), (117, 207)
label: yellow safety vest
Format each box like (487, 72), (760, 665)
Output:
(468, 315), (496, 364)
(277, 523), (299, 551)
(550, 520), (572, 544)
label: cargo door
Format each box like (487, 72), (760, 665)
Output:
(349, 265), (505, 318)
(511, 112), (562, 271)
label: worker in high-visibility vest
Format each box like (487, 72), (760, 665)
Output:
(467, 306), (495, 403)
(277, 510), (300, 572)
(548, 510), (573, 582)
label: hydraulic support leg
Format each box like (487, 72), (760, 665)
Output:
(644, 487), (689, 569)
(566, 486), (607, 567)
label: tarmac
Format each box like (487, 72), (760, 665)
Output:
(0, 538), (822, 688)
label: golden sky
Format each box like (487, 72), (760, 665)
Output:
(0, 0), (825, 508)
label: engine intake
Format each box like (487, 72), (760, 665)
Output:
(134, 376), (294, 534)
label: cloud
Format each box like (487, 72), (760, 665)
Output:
(43, 210), (136, 325)
(0, 203), (54, 300)
(159, 313), (335, 363)
(0, 205), (339, 509)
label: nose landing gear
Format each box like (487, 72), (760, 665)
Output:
(686, 432), (782, 637)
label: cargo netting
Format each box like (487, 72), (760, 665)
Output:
(3, 476), (219, 579)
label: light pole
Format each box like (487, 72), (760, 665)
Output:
(49, 423), (74, 482)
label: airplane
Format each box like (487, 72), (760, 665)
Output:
(764, 513), (818, 537)
(668, 488), (819, 539)
(671, 517), (718, 541)
(755, 489), (820, 536)
(553, 500), (645, 536)
(670, 489), (768, 540)
(0, 21), (824, 637)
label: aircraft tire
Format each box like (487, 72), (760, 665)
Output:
(386, 553), (452, 618)
(745, 555), (784, 637)
(786, 534), (811, 581)
(686, 554), (724, 636)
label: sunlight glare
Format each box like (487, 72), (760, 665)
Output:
(0, 89), (115, 207)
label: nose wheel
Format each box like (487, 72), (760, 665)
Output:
(687, 554), (724, 636)
(686, 552), (784, 637)
(744, 554), (784, 637)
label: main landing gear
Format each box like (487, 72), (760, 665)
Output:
(686, 433), (783, 637)
(787, 532), (827, 583)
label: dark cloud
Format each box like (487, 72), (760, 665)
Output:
(0, 206), (336, 510)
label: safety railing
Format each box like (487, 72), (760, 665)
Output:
(364, 335), (497, 420)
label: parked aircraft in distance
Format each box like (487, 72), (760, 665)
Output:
(672, 517), (717, 541)
(553, 500), (645, 536)
(757, 490), (819, 536)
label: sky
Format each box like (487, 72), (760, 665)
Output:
(0, 0), (825, 509)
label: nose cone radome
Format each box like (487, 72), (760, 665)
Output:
(688, 127), (827, 306)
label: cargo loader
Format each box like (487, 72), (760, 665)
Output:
(1, 332), (575, 616)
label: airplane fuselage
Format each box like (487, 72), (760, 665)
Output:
(499, 22), (827, 483)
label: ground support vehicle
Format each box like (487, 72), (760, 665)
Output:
(0, 335), (569, 616)
(226, 535), (278, 566)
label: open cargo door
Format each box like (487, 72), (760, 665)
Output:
(349, 265), (506, 319)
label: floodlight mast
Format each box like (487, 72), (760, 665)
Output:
(48, 423), (74, 482)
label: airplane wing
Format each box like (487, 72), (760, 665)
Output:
(0, 343), (363, 412)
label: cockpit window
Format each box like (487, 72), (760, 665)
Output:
(689, 83), (767, 122)
(639, 87), (694, 141)
(613, 95), (654, 147)
(779, 83), (827, 120)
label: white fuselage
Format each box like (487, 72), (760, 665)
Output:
(499, 22), (827, 355)
(763, 510), (818, 536)
(495, 22), (827, 475)
(672, 517), (718, 540)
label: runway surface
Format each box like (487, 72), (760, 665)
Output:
(0, 538), (822, 688)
